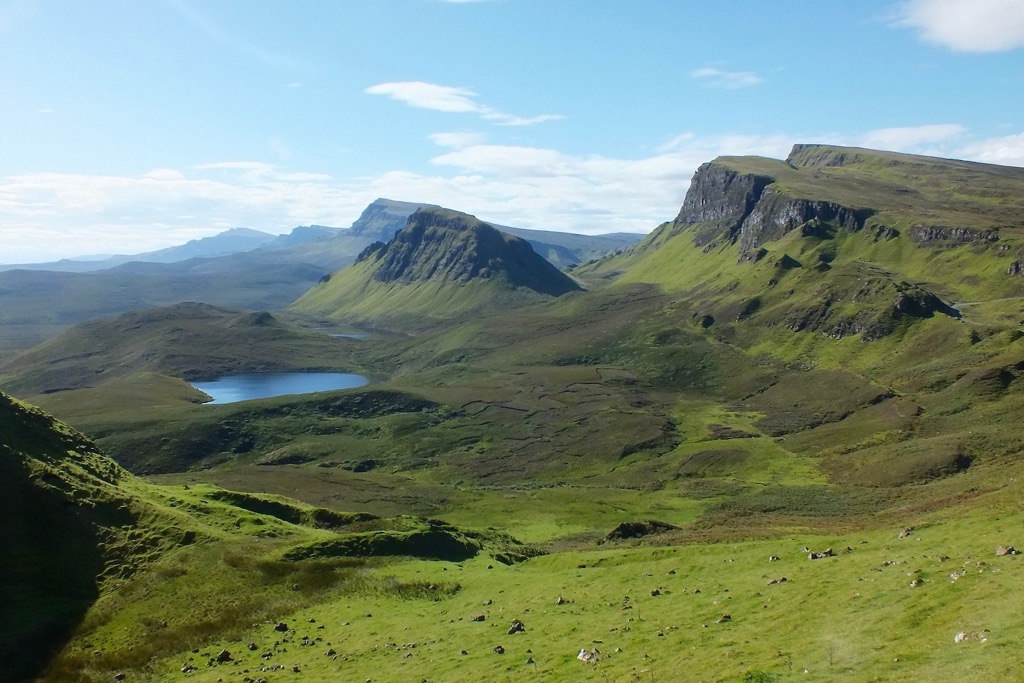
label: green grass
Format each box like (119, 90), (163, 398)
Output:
(9, 145), (1024, 682)
(55, 477), (1024, 683)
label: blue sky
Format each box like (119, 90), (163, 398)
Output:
(2, 0), (1023, 262)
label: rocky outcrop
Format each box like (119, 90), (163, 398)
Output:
(363, 208), (582, 297)
(673, 162), (871, 256)
(908, 224), (998, 245)
(348, 198), (437, 241)
(736, 188), (871, 255)
(674, 163), (774, 246)
(783, 276), (958, 341)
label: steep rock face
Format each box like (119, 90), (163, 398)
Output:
(908, 224), (999, 245)
(736, 187), (870, 255)
(673, 161), (869, 256)
(364, 208), (582, 297)
(674, 163), (773, 246)
(348, 198), (439, 241)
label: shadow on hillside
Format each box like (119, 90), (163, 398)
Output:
(0, 454), (104, 683)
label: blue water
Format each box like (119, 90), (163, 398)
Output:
(191, 372), (368, 405)
(330, 333), (370, 340)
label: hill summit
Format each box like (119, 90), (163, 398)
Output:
(293, 207), (582, 323)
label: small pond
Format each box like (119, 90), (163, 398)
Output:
(191, 372), (368, 405)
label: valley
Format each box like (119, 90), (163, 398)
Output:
(3, 145), (1024, 682)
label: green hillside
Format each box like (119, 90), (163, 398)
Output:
(0, 302), (366, 396)
(7, 145), (1024, 682)
(293, 207), (582, 325)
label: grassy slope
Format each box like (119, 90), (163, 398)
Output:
(12, 146), (1024, 681)
(0, 302), (367, 395)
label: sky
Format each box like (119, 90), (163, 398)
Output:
(1, 0), (1023, 263)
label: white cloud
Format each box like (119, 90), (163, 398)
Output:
(893, 0), (1024, 52)
(858, 123), (967, 150)
(5, 126), (1023, 264)
(690, 67), (763, 89)
(366, 81), (564, 126)
(366, 82), (480, 113)
(430, 131), (489, 149)
(0, 164), (373, 262)
(956, 133), (1024, 166)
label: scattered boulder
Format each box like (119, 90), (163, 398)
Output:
(996, 546), (1019, 556)
(767, 577), (788, 585)
(493, 645), (505, 655)
(808, 548), (836, 560)
(472, 614), (486, 622)
(717, 614), (732, 623)
(606, 520), (680, 541)
(954, 630), (988, 643)
(274, 622), (289, 632)
(768, 555), (780, 562)
(577, 647), (600, 663)
(216, 649), (232, 663)
(508, 620), (526, 635)
(556, 596), (567, 605)
(899, 527), (914, 539)
(910, 578), (924, 588)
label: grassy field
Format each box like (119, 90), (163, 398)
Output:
(7, 146), (1024, 682)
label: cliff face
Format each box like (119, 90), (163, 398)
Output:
(907, 224), (999, 245)
(626, 144), (1024, 341)
(673, 161), (871, 256)
(362, 208), (582, 297)
(674, 163), (773, 247)
(736, 188), (870, 255)
(347, 198), (438, 242)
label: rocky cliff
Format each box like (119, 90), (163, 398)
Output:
(361, 208), (582, 296)
(293, 208), (583, 323)
(348, 198), (440, 242)
(610, 144), (1024, 341)
(671, 158), (872, 256)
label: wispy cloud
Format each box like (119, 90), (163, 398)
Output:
(956, 133), (1024, 166)
(366, 81), (564, 126)
(690, 67), (763, 89)
(892, 0), (1024, 52)
(4, 126), (1024, 264)
(858, 123), (966, 150)
(430, 131), (489, 149)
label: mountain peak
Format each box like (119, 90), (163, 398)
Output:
(364, 207), (581, 296)
(292, 207), (582, 323)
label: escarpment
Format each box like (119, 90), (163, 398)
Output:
(672, 157), (872, 256)
(365, 209), (581, 296)
(615, 144), (1024, 342)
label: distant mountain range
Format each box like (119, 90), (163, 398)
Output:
(0, 199), (642, 352)
(1, 200), (642, 274)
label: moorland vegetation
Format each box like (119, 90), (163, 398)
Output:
(3, 145), (1024, 682)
